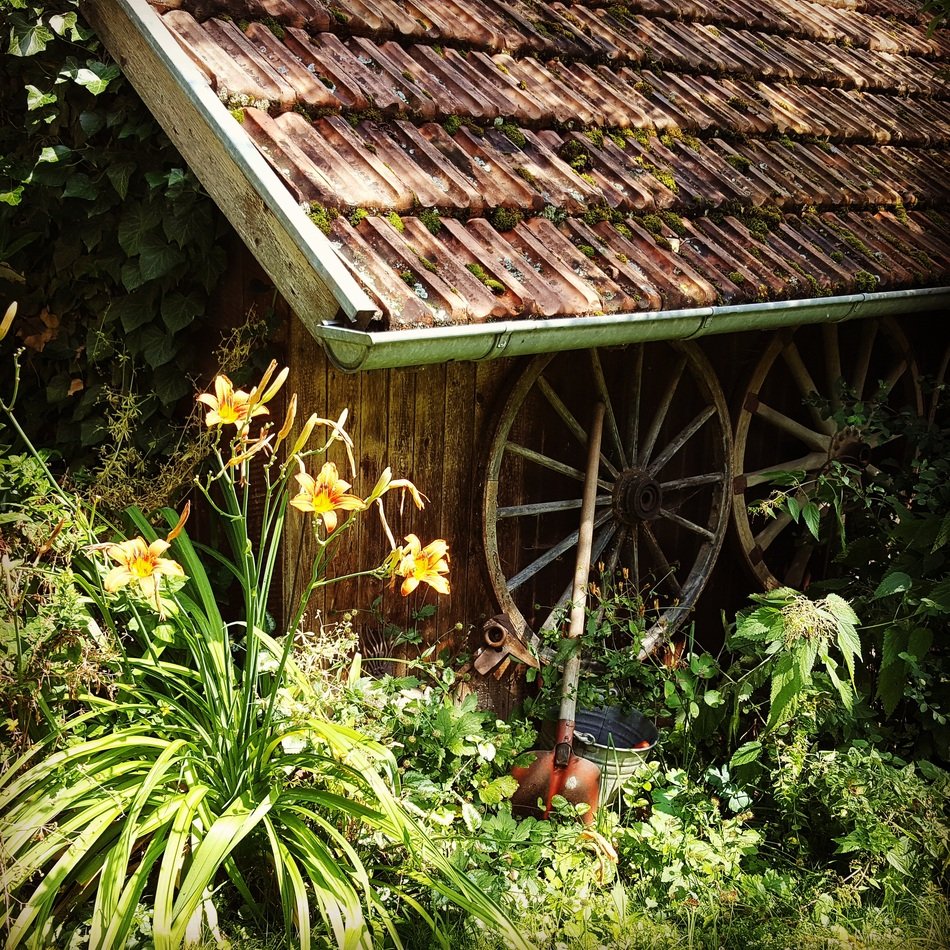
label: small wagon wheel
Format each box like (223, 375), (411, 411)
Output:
(483, 342), (732, 660)
(732, 317), (922, 591)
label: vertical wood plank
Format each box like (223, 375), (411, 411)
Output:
(441, 361), (477, 632)
(284, 321), (328, 636)
(323, 361), (364, 625)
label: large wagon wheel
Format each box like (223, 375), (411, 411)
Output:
(732, 318), (922, 591)
(484, 342), (732, 660)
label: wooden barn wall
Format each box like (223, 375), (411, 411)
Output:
(213, 242), (946, 714)
(282, 313), (521, 707)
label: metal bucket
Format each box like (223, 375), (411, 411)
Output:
(543, 707), (659, 805)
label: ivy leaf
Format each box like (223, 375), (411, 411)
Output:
(0, 187), (24, 207)
(79, 110), (106, 136)
(37, 145), (71, 164)
(872, 571), (912, 600)
(9, 17), (54, 56)
(138, 233), (184, 282)
(62, 173), (97, 201)
(118, 204), (162, 255)
(63, 62), (121, 96)
(49, 12), (88, 41)
(161, 291), (201, 333)
(153, 371), (192, 406)
(110, 291), (154, 333)
(120, 259), (146, 292)
(25, 84), (56, 111)
(135, 324), (177, 368)
(106, 162), (136, 200)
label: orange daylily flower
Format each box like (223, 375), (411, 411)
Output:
(391, 534), (450, 597)
(197, 374), (268, 430)
(103, 538), (185, 616)
(98, 503), (190, 616)
(290, 460), (365, 532)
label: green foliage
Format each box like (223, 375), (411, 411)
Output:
(0, 3), (229, 474)
(0, 367), (528, 950)
(731, 588), (861, 731)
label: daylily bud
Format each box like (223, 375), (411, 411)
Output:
(289, 412), (321, 457)
(0, 301), (16, 342)
(275, 393), (298, 449)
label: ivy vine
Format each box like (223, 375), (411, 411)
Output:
(0, 1), (232, 482)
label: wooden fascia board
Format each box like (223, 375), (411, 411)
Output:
(84, 0), (379, 331)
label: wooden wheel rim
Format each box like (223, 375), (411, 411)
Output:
(483, 341), (732, 657)
(732, 317), (922, 591)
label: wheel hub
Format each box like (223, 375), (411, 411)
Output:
(613, 469), (663, 524)
(830, 426), (872, 468)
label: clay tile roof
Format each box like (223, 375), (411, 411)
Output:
(103, 0), (949, 335)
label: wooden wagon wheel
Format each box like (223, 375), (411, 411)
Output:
(484, 342), (732, 660)
(732, 317), (922, 591)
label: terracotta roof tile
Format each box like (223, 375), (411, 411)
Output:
(152, 0), (950, 330)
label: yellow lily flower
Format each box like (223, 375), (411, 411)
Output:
(290, 460), (365, 533)
(103, 537), (185, 615)
(390, 534), (450, 596)
(197, 374), (269, 430)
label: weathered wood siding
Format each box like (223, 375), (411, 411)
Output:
(282, 301), (517, 684)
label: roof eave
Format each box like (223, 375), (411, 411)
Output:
(85, 0), (379, 330)
(313, 287), (950, 372)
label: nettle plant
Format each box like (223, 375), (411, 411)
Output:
(0, 352), (526, 950)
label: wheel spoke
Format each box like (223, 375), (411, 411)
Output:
(823, 324), (843, 413)
(784, 543), (814, 589)
(641, 523), (683, 596)
(852, 319), (878, 399)
(639, 353), (687, 467)
(627, 346), (644, 464)
(749, 399), (831, 452)
(658, 508), (716, 543)
(743, 450), (828, 488)
(876, 357), (908, 402)
(647, 405), (716, 476)
(660, 472), (725, 491)
(753, 509), (793, 552)
(506, 508), (613, 591)
(591, 349), (627, 469)
(538, 522), (619, 634)
(498, 495), (613, 519)
(505, 441), (612, 490)
(782, 340), (836, 435)
(538, 375), (621, 479)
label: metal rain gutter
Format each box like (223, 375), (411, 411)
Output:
(314, 286), (950, 372)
